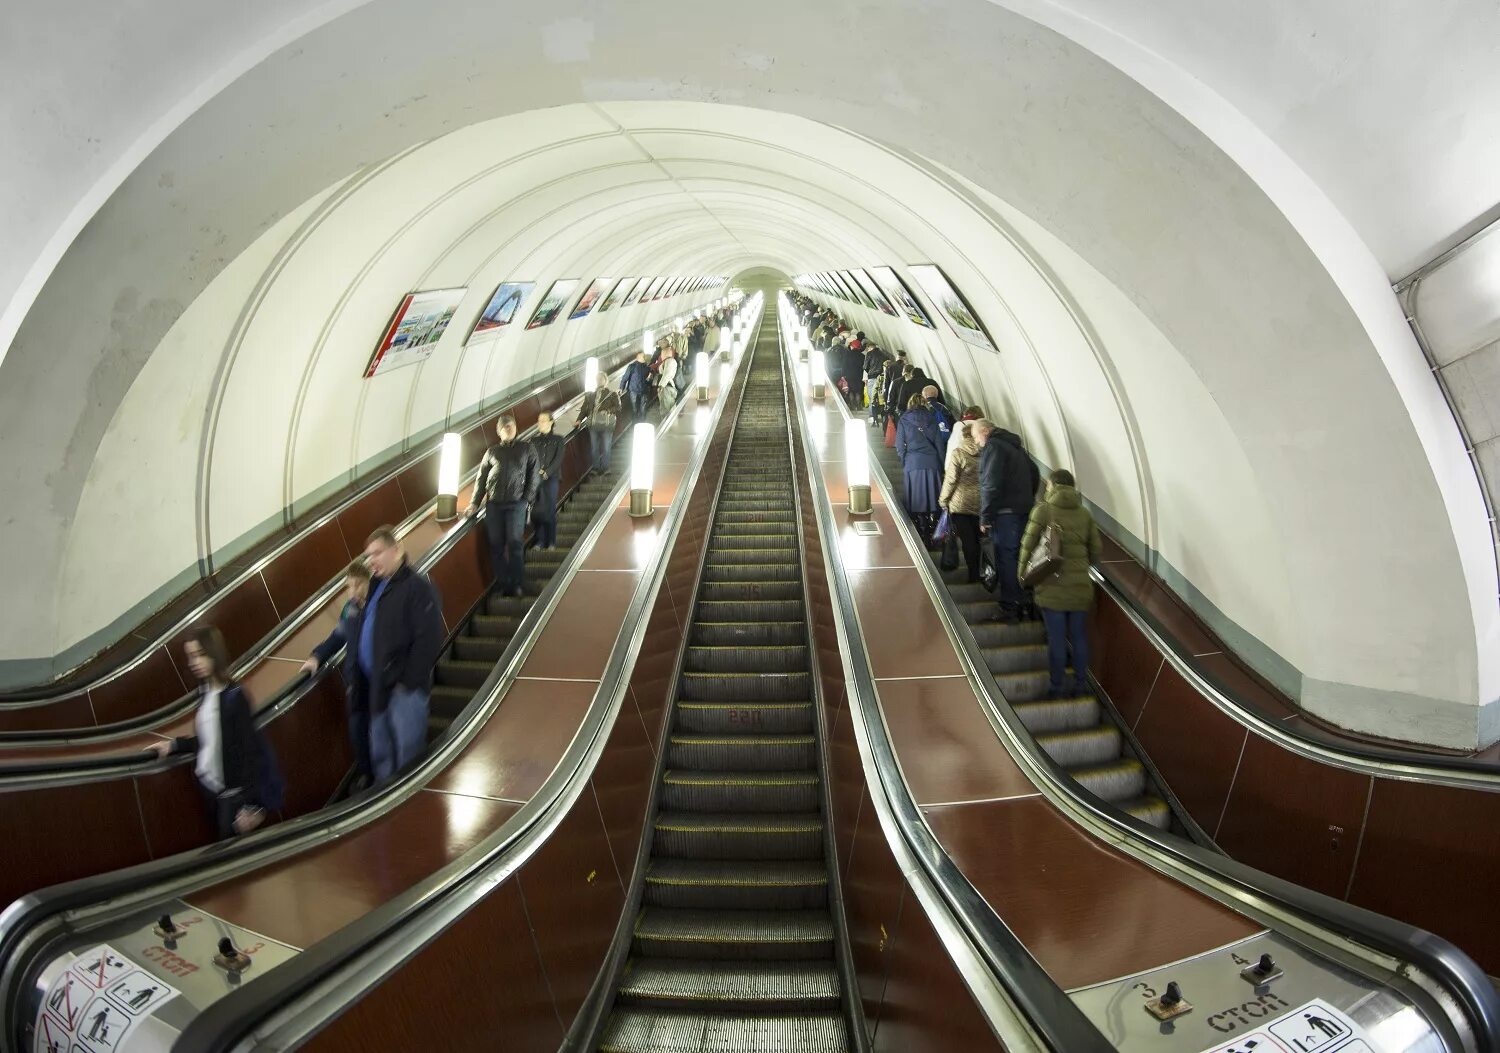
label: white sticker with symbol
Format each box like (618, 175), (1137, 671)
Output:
(33, 945), (181, 1053)
(1196, 998), (1381, 1053)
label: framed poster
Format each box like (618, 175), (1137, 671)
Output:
(470, 281), (535, 340)
(526, 278), (579, 330)
(599, 276), (634, 312)
(365, 287), (466, 377)
(840, 270), (877, 310)
(655, 277), (676, 300)
(660, 277), (679, 299)
(853, 268), (897, 316)
(623, 277), (651, 306)
(640, 276), (667, 302)
(870, 265), (934, 328)
(830, 272), (860, 303)
(908, 264), (995, 351)
(570, 277), (611, 320)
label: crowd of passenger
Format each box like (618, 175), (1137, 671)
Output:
(789, 291), (1101, 701)
(145, 301), (744, 842)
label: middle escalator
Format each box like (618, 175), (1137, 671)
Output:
(598, 329), (851, 1051)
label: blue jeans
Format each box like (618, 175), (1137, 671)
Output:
(534, 478), (560, 548)
(485, 500), (527, 591)
(590, 426), (614, 472)
(1041, 608), (1090, 695)
(369, 684), (429, 781)
(990, 513), (1024, 613)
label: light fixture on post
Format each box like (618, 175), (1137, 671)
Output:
(810, 348), (826, 400)
(696, 351), (710, 402)
(846, 418), (872, 514)
(583, 356), (599, 394)
(719, 325), (731, 357)
(629, 422), (656, 517)
(436, 432), (462, 522)
(642, 328), (654, 357)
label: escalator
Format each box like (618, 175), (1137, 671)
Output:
(597, 330), (851, 1050)
(429, 445), (628, 741)
(870, 420), (1173, 828)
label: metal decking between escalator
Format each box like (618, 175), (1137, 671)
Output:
(597, 324), (853, 1049)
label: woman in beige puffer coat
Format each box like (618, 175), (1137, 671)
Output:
(940, 421), (984, 582)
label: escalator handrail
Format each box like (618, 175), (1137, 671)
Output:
(168, 305), (760, 1053)
(0, 320), (667, 711)
(0, 375), (661, 1049)
(0, 357), (642, 776)
(810, 329), (1500, 1051)
(775, 313), (1117, 1053)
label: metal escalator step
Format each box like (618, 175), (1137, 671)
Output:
(674, 701), (814, 734)
(425, 714), (450, 743)
(956, 599), (1005, 625)
(451, 635), (503, 663)
(643, 859), (828, 909)
(652, 811), (823, 860)
(1070, 758), (1148, 802)
(1035, 724), (1122, 768)
(709, 535), (796, 551)
(430, 686), (472, 721)
(1013, 695), (1101, 734)
(660, 769), (819, 812)
(695, 600), (804, 622)
(702, 563), (800, 582)
(968, 620), (1047, 647)
(992, 669), (1054, 703)
(714, 511), (795, 524)
(616, 959), (839, 1011)
(679, 671), (811, 701)
(980, 643), (1049, 675)
(946, 581), (996, 604)
(712, 521), (796, 537)
(690, 621), (806, 647)
(704, 549), (800, 568)
(1122, 795), (1172, 828)
(684, 645), (809, 674)
(696, 582), (804, 606)
(527, 546), (573, 566)
(667, 734), (816, 771)
(469, 613), (522, 638)
(435, 658), (491, 690)
(485, 593), (536, 617)
(632, 908), (834, 960)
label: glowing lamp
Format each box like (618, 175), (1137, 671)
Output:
(846, 418), (872, 514)
(583, 356), (599, 394)
(629, 422), (656, 517)
(436, 432), (462, 521)
(696, 351), (710, 401)
(810, 348), (826, 399)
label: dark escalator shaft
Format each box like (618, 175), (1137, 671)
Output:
(868, 431), (1172, 827)
(599, 328), (850, 1051)
(428, 435), (629, 739)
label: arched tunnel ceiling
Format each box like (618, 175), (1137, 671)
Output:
(1, 0), (1497, 747)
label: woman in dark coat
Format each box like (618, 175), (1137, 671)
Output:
(896, 393), (945, 535)
(150, 625), (285, 839)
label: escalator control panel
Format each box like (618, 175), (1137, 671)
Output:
(1069, 932), (1449, 1052)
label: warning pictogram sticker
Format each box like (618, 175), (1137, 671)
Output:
(34, 1014), (71, 1053)
(41, 972), (83, 1031)
(71, 949), (129, 991)
(74, 997), (130, 1053)
(105, 970), (176, 1016)
(33, 944), (181, 1053)
(1267, 1000), (1356, 1052)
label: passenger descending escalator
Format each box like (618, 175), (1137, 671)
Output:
(598, 332), (851, 1050)
(427, 440), (628, 742)
(868, 436), (1173, 828)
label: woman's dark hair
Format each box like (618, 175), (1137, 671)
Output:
(187, 625), (231, 680)
(1050, 468), (1076, 487)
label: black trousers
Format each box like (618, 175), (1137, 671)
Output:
(198, 783), (246, 840)
(534, 478), (560, 547)
(951, 512), (983, 582)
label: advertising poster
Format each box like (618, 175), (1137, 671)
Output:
(526, 278), (580, 330)
(840, 270), (877, 310)
(365, 287), (466, 377)
(908, 264), (996, 351)
(570, 277), (611, 320)
(624, 277), (652, 306)
(870, 265), (935, 328)
(599, 276), (635, 312)
(639, 277), (666, 303)
(853, 268), (898, 316)
(470, 281), (534, 338)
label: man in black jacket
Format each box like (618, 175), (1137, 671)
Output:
(975, 421), (1041, 622)
(467, 414), (540, 595)
(357, 526), (445, 782)
(622, 352), (653, 423)
(530, 410), (566, 550)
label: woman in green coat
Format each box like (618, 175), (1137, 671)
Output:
(1017, 469), (1102, 698)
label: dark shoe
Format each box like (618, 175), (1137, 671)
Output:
(997, 606), (1021, 625)
(508, 587), (525, 598)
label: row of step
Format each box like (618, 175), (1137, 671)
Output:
(869, 419), (1172, 827)
(600, 312), (851, 1051)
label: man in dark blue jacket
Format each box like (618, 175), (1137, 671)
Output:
(302, 560), (374, 786)
(357, 527), (445, 782)
(622, 352), (653, 423)
(976, 422), (1041, 623)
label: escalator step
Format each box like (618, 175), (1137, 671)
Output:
(667, 734), (816, 771)
(616, 959), (839, 1011)
(485, 593), (537, 617)
(674, 701), (814, 734)
(697, 581), (803, 601)
(469, 613), (523, 638)
(992, 669), (1056, 703)
(683, 645), (809, 673)
(690, 621), (806, 647)
(1122, 795), (1172, 829)
(632, 908), (834, 960)
(714, 511), (795, 525)
(679, 671), (811, 701)
(711, 521), (796, 537)
(968, 620), (1047, 647)
(431, 686), (472, 721)
(643, 859), (828, 910)
(451, 635), (504, 663)
(1070, 758), (1148, 802)
(708, 535), (796, 551)
(702, 563), (800, 582)
(1035, 724), (1122, 768)
(979, 643), (1049, 675)
(435, 659), (491, 690)
(652, 811), (823, 860)
(660, 769), (819, 811)
(695, 600), (804, 622)
(1013, 695), (1101, 734)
